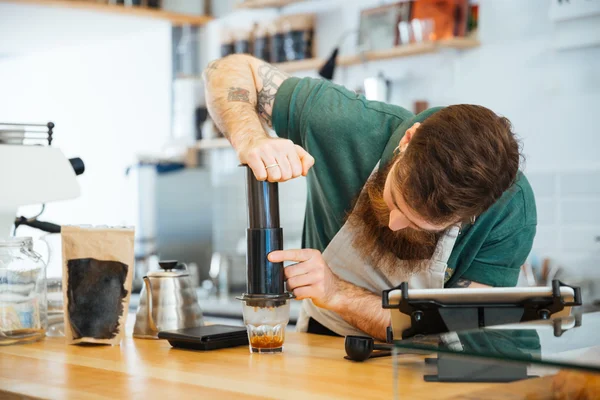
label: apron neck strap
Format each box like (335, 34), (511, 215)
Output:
(431, 224), (461, 264)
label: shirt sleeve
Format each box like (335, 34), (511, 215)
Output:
(461, 224), (536, 287)
(272, 77), (413, 150)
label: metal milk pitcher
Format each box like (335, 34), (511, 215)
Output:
(133, 261), (203, 339)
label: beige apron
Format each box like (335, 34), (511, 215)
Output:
(296, 165), (460, 337)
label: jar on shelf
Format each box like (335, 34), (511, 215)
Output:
(234, 28), (251, 55)
(282, 14), (315, 62)
(252, 22), (271, 62)
(220, 29), (235, 58)
(0, 237), (48, 345)
(270, 19), (287, 64)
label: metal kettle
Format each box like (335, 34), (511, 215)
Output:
(133, 260), (203, 339)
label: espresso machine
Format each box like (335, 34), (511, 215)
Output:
(237, 166), (293, 353)
(0, 122), (82, 235)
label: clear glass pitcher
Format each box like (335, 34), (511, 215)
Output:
(0, 237), (47, 344)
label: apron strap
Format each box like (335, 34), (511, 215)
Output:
(431, 224), (460, 265)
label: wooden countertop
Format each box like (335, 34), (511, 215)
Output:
(0, 331), (558, 399)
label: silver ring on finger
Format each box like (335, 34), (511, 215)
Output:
(265, 163), (280, 169)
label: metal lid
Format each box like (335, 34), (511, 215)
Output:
(147, 260), (189, 278)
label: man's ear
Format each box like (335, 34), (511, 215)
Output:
(398, 123), (420, 153)
(398, 132), (411, 153)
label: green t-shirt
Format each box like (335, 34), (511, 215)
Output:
(272, 77), (537, 287)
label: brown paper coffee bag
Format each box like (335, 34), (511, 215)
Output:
(61, 225), (134, 345)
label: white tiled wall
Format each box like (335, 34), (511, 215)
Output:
(528, 169), (600, 279)
(561, 172), (600, 196)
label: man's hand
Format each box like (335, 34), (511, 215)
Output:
(268, 249), (341, 310)
(269, 248), (391, 340)
(203, 55), (315, 182)
(239, 136), (314, 182)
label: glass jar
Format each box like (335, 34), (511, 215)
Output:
(0, 237), (47, 344)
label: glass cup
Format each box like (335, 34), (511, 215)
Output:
(241, 299), (290, 353)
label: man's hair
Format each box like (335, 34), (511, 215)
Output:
(392, 104), (522, 224)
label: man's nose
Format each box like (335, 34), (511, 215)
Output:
(388, 210), (409, 231)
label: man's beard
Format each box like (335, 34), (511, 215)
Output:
(346, 160), (441, 275)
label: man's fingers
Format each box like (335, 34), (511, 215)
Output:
(275, 154), (293, 181)
(268, 249), (317, 263)
(283, 261), (314, 279)
(261, 153), (282, 182)
(287, 152), (303, 178)
(246, 152), (267, 181)
(292, 286), (312, 300)
(241, 139), (312, 182)
(295, 145), (315, 175)
(286, 272), (317, 290)
(303, 157), (315, 175)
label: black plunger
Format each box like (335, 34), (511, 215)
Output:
(244, 166), (285, 297)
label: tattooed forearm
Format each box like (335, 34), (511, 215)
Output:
(453, 279), (472, 288)
(256, 64), (289, 127)
(228, 87), (250, 102)
(202, 54), (289, 148)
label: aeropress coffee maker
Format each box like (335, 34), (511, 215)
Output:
(237, 165), (293, 353)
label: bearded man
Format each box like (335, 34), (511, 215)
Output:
(203, 55), (537, 340)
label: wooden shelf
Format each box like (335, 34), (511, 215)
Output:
(274, 58), (325, 73)
(438, 36), (481, 49)
(339, 42), (438, 67)
(194, 138), (231, 150)
(3, 0), (213, 26)
(235, 0), (301, 9)
(274, 38), (479, 73)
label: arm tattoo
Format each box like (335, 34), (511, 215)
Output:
(453, 278), (472, 288)
(256, 64), (289, 127)
(257, 88), (276, 127)
(227, 87), (250, 103)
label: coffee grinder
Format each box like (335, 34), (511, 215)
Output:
(237, 165), (293, 353)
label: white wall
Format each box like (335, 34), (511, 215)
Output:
(203, 0), (600, 280)
(0, 3), (172, 230)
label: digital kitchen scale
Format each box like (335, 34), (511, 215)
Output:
(158, 325), (249, 351)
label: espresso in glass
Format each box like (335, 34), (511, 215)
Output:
(242, 300), (290, 353)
